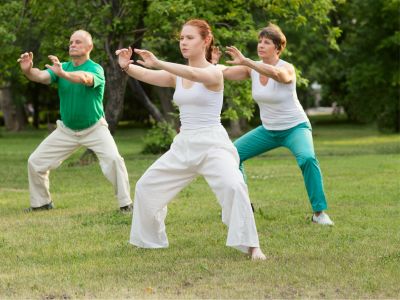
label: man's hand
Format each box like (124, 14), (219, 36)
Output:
(17, 52), (34, 73)
(115, 47), (133, 70)
(45, 55), (64, 77)
(17, 52), (51, 84)
(225, 46), (248, 66)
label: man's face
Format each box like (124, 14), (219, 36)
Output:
(69, 32), (92, 58)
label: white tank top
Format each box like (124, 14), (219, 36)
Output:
(173, 75), (223, 130)
(251, 59), (309, 130)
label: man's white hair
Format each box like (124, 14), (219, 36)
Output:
(72, 30), (93, 47)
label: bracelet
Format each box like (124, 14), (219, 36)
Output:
(121, 64), (130, 72)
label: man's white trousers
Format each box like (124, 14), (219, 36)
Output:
(28, 118), (132, 208)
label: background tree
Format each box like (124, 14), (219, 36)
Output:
(25, 0), (157, 134)
(319, 0), (399, 132)
(4, 0), (396, 135)
(142, 0), (338, 134)
(0, 0), (30, 130)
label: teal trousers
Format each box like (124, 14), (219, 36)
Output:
(234, 122), (328, 212)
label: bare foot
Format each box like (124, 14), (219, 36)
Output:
(249, 247), (266, 260)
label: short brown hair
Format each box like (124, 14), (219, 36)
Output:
(258, 23), (286, 54)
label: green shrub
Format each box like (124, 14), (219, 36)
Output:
(142, 121), (176, 154)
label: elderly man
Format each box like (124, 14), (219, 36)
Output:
(18, 30), (132, 212)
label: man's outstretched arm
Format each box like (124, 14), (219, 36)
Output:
(18, 52), (51, 85)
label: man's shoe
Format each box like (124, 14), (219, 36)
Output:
(24, 202), (54, 212)
(119, 203), (133, 214)
(312, 212), (334, 226)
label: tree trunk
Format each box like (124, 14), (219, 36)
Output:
(229, 119), (242, 137)
(14, 103), (27, 131)
(0, 86), (16, 131)
(104, 63), (129, 135)
(154, 86), (175, 122)
(0, 86), (27, 131)
(70, 148), (98, 167)
(127, 78), (164, 122)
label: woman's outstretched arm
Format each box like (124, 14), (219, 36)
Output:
(116, 47), (175, 87)
(133, 48), (221, 87)
(225, 46), (294, 84)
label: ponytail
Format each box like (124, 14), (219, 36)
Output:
(205, 36), (214, 63)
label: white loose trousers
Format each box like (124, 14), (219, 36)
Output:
(28, 118), (132, 208)
(130, 125), (260, 253)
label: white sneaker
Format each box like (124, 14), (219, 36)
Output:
(312, 212), (334, 226)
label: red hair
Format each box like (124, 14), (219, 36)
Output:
(183, 19), (214, 62)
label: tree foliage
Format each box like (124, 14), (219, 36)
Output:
(0, 1), (29, 85)
(142, 121), (176, 154)
(142, 0), (338, 121)
(319, 0), (399, 132)
(4, 0), (396, 133)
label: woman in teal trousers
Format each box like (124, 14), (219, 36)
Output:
(214, 23), (334, 225)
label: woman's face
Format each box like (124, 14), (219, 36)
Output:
(179, 25), (207, 59)
(257, 36), (279, 59)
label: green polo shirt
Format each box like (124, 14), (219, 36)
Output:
(47, 59), (105, 130)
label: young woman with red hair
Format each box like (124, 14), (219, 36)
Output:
(116, 19), (266, 260)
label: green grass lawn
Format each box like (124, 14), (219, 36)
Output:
(0, 121), (399, 299)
